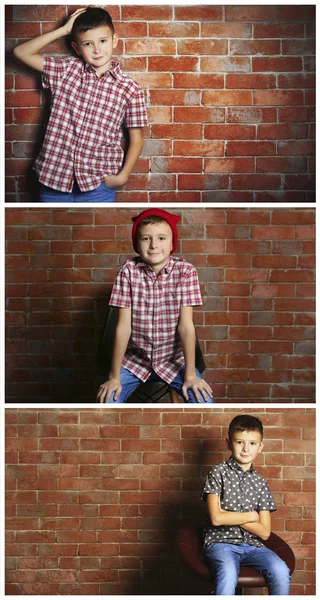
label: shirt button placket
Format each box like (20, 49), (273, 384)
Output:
(75, 74), (94, 184)
(153, 279), (160, 359)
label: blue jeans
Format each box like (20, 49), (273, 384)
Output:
(40, 181), (116, 202)
(203, 542), (290, 595)
(108, 365), (214, 404)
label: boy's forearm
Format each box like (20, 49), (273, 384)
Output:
(118, 129), (144, 181)
(13, 26), (67, 60)
(240, 521), (270, 540)
(212, 509), (259, 527)
(178, 322), (197, 377)
(109, 323), (132, 380)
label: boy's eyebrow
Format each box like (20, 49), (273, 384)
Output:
(80, 36), (111, 43)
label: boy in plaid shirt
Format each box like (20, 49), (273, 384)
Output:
(13, 7), (148, 202)
(97, 208), (214, 404)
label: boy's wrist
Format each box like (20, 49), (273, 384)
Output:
(184, 370), (197, 380)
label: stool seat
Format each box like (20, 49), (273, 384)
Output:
(176, 526), (295, 590)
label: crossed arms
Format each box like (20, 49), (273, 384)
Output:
(207, 493), (271, 541)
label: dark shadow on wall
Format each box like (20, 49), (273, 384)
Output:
(97, 439), (213, 595)
(5, 289), (113, 403)
(6, 57), (49, 202)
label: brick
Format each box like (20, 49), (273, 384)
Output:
(253, 57), (302, 73)
(122, 6), (172, 20)
(230, 39), (280, 55)
(278, 73), (315, 89)
(254, 23), (305, 38)
(174, 73), (223, 89)
(227, 107), (276, 124)
(175, 6), (223, 20)
(126, 39), (176, 55)
(6, 91), (41, 108)
(149, 22), (199, 37)
(152, 123), (202, 139)
(203, 22), (251, 38)
(278, 141), (315, 156)
(225, 6), (276, 20)
(283, 174), (315, 191)
(227, 74), (275, 89)
(205, 124), (255, 140)
(201, 56), (250, 73)
(277, 5), (315, 20)
(226, 141), (275, 156)
(203, 90), (252, 106)
(174, 141), (224, 157)
(258, 124), (308, 140)
(256, 157), (307, 173)
(255, 91), (304, 106)
(231, 174), (280, 190)
(148, 56), (198, 72)
(282, 39), (315, 56)
(205, 158), (254, 173)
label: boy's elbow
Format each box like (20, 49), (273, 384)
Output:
(209, 513), (222, 527)
(261, 529), (271, 541)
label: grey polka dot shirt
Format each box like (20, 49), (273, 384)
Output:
(201, 457), (277, 548)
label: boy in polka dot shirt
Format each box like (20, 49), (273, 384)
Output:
(201, 414), (291, 595)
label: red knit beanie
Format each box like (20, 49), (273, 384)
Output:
(132, 208), (180, 254)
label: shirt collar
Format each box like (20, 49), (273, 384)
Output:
(135, 255), (175, 277)
(227, 456), (255, 474)
(84, 60), (123, 80)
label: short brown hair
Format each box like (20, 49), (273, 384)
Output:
(71, 7), (114, 42)
(228, 414), (263, 440)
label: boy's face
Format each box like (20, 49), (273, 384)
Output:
(136, 222), (173, 274)
(227, 429), (264, 472)
(71, 25), (118, 76)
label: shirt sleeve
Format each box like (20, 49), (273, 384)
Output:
(123, 86), (148, 128)
(109, 265), (132, 309)
(201, 467), (222, 501)
(180, 265), (203, 307)
(41, 56), (71, 90)
(257, 479), (277, 513)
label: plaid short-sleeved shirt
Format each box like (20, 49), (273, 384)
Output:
(201, 457), (277, 548)
(33, 57), (148, 192)
(109, 256), (203, 383)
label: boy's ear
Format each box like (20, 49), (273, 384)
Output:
(258, 440), (264, 453)
(226, 437), (232, 450)
(71, 41), (81, 55)
(112, 33), (119, 49)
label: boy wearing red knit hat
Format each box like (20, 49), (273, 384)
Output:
(97, 209), (213, 404)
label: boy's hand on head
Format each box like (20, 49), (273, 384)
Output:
(62, 7), (87, 36)
(97, 378), (122, 403)
(182, 376), (213, 403)
(104, 172), (128, 188)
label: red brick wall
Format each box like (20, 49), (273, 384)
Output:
(5, 407), (315, 595)
(5, 207), (315, 403)
(5, 4), (315, 202)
